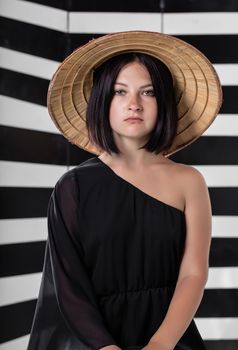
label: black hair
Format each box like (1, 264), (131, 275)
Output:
(86, 52), (178, 155)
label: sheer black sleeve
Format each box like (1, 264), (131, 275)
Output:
(27, 169), (118, 350)
(49, 169), (120, 349)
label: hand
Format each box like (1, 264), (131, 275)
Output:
(100, 345), (122, 350)
(141, 340), (171, 350)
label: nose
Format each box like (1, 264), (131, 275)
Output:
(128, 94), (143, 111)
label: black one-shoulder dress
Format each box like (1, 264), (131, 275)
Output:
(27, 156), (206, 350)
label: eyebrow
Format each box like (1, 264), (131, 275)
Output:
(114, 82), (154, 89)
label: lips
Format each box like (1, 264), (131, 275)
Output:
(125, 117), (143, 121)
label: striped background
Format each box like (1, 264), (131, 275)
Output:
(1, 0), (238, 349)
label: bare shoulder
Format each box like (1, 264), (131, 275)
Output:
(164, 160), (209, 206)
(166, 159), (207, 189)
(170, 162), (211, 217)
(150, 157), (210, 212)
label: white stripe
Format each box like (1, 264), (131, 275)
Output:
(212, 216), (238, 238)
(214, 64), (238, 86)
(0, 161), (67, 187)
(69, 12), (162, 33)
(0, 267), (236, 307)
(206, 267), (238, 289)
(0, 95), (60, 133)
(0, 47), (59, 80)
(193, 165), (238, 187)
(1, 95), (238, 137)
(1, 5), (237, 35)
(0, 94), (237, 139)
(0, 335), (30, 350)
(204, 114), (238, 136)
(195, 318), (238, 340)
(0, 218), (47, 244)
(164, 13), (238, 35)
(0, 216), (237, 245)
(1, 47), (238, 86)
(0, 0), (67, 32)
(2, 162), (238, 188)
(69, 12), (238, 34)
(0, 273), (42, 306)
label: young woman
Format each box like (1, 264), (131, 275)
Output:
(27, 31), (222, 350)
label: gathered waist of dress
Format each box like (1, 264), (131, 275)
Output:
(99, 285), (176, 300)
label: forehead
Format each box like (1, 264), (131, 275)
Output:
(115, 61), (151, 81)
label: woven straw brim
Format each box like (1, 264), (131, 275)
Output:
(47, 30), (222, 156)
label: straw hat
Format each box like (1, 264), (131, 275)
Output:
(47, 30), (222, 156)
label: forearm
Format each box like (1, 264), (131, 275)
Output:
(149, 275), (206, 350)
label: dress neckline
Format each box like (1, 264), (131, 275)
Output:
(95, 157), (185, 215)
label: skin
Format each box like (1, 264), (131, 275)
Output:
(99, 61), (212, 350)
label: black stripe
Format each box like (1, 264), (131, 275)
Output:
(0, 17), (238, 63)
(0, 17), (68, 61)
(176, 35), (238, 64)
(221, 86), (238, 114)
(0, 242), (46, 277)
(0, 300), (37, 343)
(197, 289), (238, 317)
(1, 238), (237, 277)
(2, 21), (238, 66)
(205, 340), (238, 350)
(1, 297), (237, 346)
(2, 127), (238, 166)
(1, 68), (236, 114)
(70, 33), (105, 49)
(210, 238), (238, 267)
(165, 0), (238, 12)
(209, 187), (238, 215)
(0, 68), (48, 106)
(70, 34), (238, 64)
(0, 294), (72, 343)
(0, 186), (238, 219)
(170, 136), (238, 165)
(1, 19), (238, 65)
(23, 0), (66, 10)
(0, 188), (52, 219)
(22, 0), (162, 12)
(2, 130), (238, 166)
(0, 126), (92, 165)
(0, 290), (237, 344)
(27, 0), (238, 12)
(1, 294), (70, 343)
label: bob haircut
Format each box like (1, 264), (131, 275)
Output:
(86, 52), (178, 155)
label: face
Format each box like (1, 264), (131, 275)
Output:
(109, 61), (158, 144)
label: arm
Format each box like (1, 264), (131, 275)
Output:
(144, 167), (212, 350)
(48, 169), (121, 350)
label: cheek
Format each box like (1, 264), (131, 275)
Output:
(109, 103), (115, 122)
(109, 99), (121, 121)
(154, 99), (159, 114)
(108, 103), (118, 128)
(149, 100), (158, 117)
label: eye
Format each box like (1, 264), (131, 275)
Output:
(142, 90), (155, 96)
(113, 89), (126, 95)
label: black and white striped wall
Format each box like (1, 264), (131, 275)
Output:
(0, 0), (238, 349)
